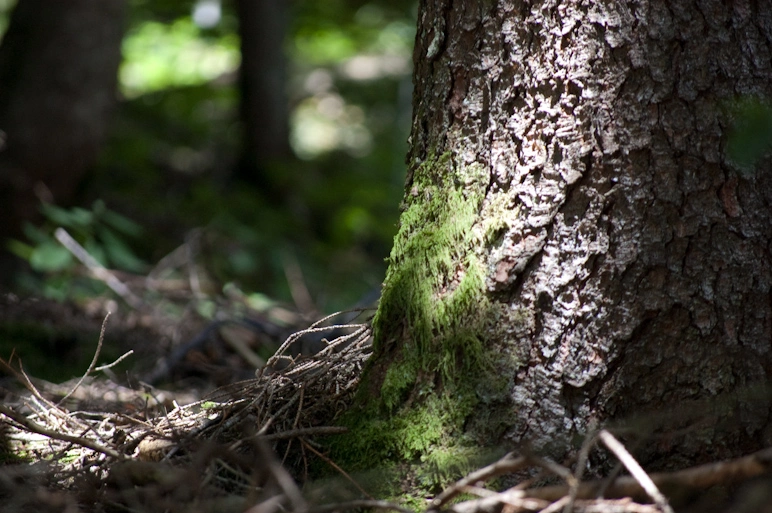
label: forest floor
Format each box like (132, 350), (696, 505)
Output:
(1, 290), (772, 513)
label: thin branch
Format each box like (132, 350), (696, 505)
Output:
(260, 426), (348, 441)
(598, 430), (673, 513)
(256, 438), (308, 513)
(57, 312), (110, 406)
(54, 227), (144, 309)
(530, 446), (772, 501)
(0, 404), (126, 461)
(429, 452), (529, 510)
(95, 349), (134, 371)
(300, 437), (374, 500)
(283, 253), (317, 316)
(565, 420), (598, 513)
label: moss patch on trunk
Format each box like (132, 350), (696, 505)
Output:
(326, 152), (512, 498)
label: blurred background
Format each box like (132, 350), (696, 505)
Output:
(0, 0), (417, 314)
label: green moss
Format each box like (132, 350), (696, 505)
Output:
(373, 152), (491, 395)
(381, 359), (418, 411)
(329, 390), (484, 492)
(327, 152), (513, 496)
(417, 446), (481, 490)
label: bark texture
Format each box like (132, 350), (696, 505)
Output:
(371, 0), (772, 466)
(0, 0), (126, 276)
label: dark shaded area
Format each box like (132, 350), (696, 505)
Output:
(0, 0), (126, 281)
(0, 0), (415, 315)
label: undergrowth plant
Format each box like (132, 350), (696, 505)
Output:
(8, 200), (147, 300)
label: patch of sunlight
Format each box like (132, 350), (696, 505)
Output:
(120, 18), (239, 98)
(290, 92), (373, 160)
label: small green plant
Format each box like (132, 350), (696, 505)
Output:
(8, 200), (147, 300)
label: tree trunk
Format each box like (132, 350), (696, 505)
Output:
(234, 0), (291, 192)
(0, 0), (126, 278)
(343, 0), (772, 477)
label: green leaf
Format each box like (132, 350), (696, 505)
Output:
(196, 299), (217, 319)
(40, 203), (93, 228)
(84, 237), (108, 267)
(29, 242), (72, 272)
(22, 222), (50, 245)
(98, 226), (147, 272)
(6, 239), (34, 260)
(100, 207), (144, 237)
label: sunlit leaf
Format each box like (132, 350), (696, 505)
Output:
(29, 241), (72, 272)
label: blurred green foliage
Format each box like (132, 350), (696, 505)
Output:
(727, 97), (772, 172)
(8, 201), (147, 301)
(120, 17), (240, 98)
(3, 0), (416, 312)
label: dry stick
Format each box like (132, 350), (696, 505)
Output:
(54, 227), (144, 309)
(459, 485), (498, 498)
(57, 312), (111, 406)
(95, 349), (134, 371)
(17, 367), (96, 435)
(449, 447), (772, 513)
(429, 452), (529, 510)
(528, 445), (772, 501)
(300, 437), (374, 500)
(260, 426), (348, 441)
(449, 491), (550, 513)
(0, 404), (126, 460)
(266, 323), (367, 368)
(597, 430), (673, 513)
(184, 229), (204, 298)
(284, 254), (317, 316)
(282, 387), (306, 464)
(565, 421), (599, 513)
(541, 496), (571, 513)
(2, 356), (63, 419)
(256, 438), (308, 513)
(531, 456), (575, 485)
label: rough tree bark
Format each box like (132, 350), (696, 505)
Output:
(0, 0), (126, 279)
(340, 0), (772, 477)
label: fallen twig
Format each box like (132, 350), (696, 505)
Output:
(55, 227), (144, 309)
(598, 430), (672, 513)
(57, 312), (111, 406)
(0, 404), (126, 461)
(430, 452), (529, 510)
(300, 437), (374, 500)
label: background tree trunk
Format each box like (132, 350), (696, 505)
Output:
(360, 0), (772, 471)
(234, 0), (291, 193)
(0, 0), (126, 280)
